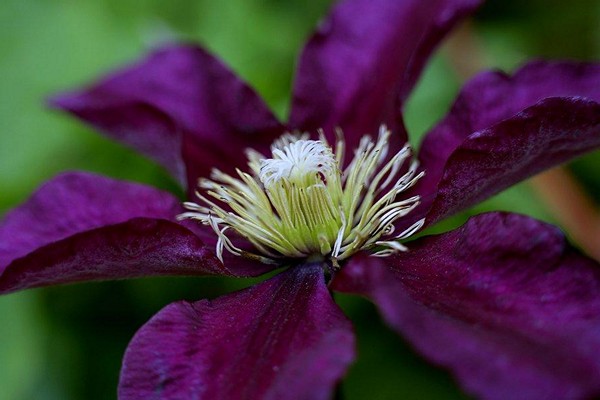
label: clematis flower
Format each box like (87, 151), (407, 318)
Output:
(2, 0), (600, 399)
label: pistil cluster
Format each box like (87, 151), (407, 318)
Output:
(179, 126), (424, 266)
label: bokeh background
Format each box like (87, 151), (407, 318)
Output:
(1, 0), (599, 399)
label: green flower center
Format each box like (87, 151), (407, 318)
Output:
(179, 125), (424, 267)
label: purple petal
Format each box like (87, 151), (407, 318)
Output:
(416, 61), (600, 223)
(1, 172), (180, 267)
(52, 95), (187, 184)
(0, 172), (227, 293)
(422, 61), (600, 164)
(119, 264), (355, 400)
(0, 218), (225, 294)
(417, 97), (600, 225)
(334, 212), (600, 400)
(51, 44), (285, 188)
(289, 0), (482, 147)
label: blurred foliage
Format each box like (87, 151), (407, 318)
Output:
(0, 0), (598, 399)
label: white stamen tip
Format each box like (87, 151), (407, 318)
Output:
(259, 140), (336, 187)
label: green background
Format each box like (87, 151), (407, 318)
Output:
(1, 0), (599, 399)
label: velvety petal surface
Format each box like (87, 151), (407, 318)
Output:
(289, 0), (482, 148)
(0, 172), (226, 293)
(119, 264), (355, 400)
(334, 212), (600, 400)
(51, 45), (285, 188)
(415, 61), (600, 224)
(418, 97), (600, 225)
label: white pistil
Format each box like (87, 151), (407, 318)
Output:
(178, 125), (425, 265)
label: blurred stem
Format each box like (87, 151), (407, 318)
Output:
(530, 167), (600, 261)
(443, 21), (489, 77)
(443, 21), (600, 262)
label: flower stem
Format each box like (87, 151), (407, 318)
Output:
(530, 167), (600, 261)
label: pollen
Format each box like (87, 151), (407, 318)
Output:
(178, 125), (425, 267)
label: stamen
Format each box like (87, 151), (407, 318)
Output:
(180, 125), (425, 265)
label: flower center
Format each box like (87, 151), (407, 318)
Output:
(179, 125), (424, 267)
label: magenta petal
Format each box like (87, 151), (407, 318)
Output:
(51, 44), (285, 188)
(334, 212), (600, 400)
(0, 172), (226, 292)
(422, 61), (600, 166)
(289, 0), (482, 147)
(119, 264), (355, 400)
(1, 172), (180, 268)
(0, 218), (224, 294)
(417, 61), (600, 219)
(52, 94), (187, 184)
(416, 96), (600, 225)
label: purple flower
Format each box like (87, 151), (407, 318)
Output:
(2, 0), (600, 399)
